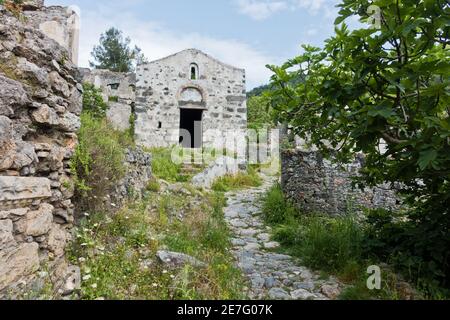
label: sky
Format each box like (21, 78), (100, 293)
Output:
(46, 0), (344, 89)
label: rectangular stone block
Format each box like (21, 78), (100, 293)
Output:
(0, 243), (40, 292)
(0, 176), (52, 207)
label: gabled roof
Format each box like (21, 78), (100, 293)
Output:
(144, 48), (245, 72)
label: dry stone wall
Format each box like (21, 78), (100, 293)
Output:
(0, 4), (82, 297)
(281, 149), (401, 216)
(109, 147), (152, 211)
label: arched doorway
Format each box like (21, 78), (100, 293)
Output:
(178, 87), (205, 149)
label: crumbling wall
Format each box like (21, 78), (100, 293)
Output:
(0, 5), (82, 298)
(110, 148), (152, 208)
(80, 68), (136, 131)
(23, 4), (79, 65)
(281, 149), (401, 216)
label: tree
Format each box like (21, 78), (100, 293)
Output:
(268, 0), (449, 288)
(90, 27), (147, 72)
(247, 95), (273, 129)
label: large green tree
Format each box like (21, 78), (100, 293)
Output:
(268, 0), (449, 288)
(90, 27), (147, 72)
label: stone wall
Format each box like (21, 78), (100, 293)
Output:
(135, 48), (247, 148)
(109, 147), (152, 210)
(0, 5), (82, 297)
(281, 150), (401, 216)
(80, 68), (136, 131)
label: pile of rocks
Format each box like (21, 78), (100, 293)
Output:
(0, 4), (81, 297)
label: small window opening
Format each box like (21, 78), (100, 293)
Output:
(158, 122), (162, 129)
(109, 83), (120, 90)
(190, 63), (198, 80)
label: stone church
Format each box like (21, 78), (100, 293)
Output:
(134, 49), (248, 149)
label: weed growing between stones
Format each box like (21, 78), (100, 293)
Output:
(70, 112), (134, 213)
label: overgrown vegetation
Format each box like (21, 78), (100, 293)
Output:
(70, 83), (134, 213)
(149, 147), (191, 182)
(267, 0), (450, 295)
(247, 95), (274, 129)
(212, 167), (262, 192)
(261, 185), (431, 300)
(68, 187), (244, 300)
(262, 184), (450, 299)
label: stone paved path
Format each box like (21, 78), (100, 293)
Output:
(223, 174), (342, 300)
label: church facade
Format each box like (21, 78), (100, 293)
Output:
(134, 49), (247, 149)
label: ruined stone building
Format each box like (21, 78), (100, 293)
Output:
(134, 49), (247, 149)
(82, 49), (248, 150)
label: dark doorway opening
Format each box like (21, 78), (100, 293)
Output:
(179, 109), (203, 148)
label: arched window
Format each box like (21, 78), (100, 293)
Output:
(190, 63), (199, 80)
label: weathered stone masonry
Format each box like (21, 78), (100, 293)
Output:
(0, 3), (81, 297)
(135, 49), (247, 149)
(281, 149), (401, 216)
(80, 69), (136, 132)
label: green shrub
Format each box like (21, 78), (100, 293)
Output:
(146, 179), (161, 193)
(297, 215), (364, 273)
(261, 185), (448, 299)
(82, 83), (108, 118)
(363, 208), (450, 297)
(71, 112), (133, 212)
(261, 184), (297, 224)
(108, 96), (119, 102)
(262, 185), (363, 276)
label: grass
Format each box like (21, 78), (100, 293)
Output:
(211, 167), (262, 192)
(148, 147), (192, 183)
(146, 179), (161, 193)
(68, 186), (245, 300)
(261, 184), (420, 300)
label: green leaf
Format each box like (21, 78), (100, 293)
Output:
(417, 149), (438, 171)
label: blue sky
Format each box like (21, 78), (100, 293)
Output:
(46, 0), (343, 89)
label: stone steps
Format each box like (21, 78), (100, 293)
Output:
(223, 174), (343, 300)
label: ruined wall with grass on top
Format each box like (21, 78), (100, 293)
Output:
(0, 2), (82, 298)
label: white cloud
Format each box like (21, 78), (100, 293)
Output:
(77, 4), (278, 89)
(294, 0), (326, 14)
(235, 0), (339, 20)
(235, 0), (288, 21)
(305, 28), (318, 36)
